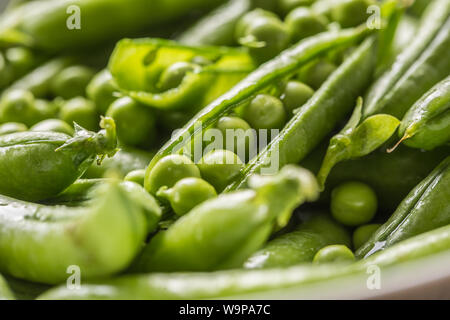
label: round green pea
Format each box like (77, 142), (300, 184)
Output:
(158, 62), (200, 92)
(238, 12), (291, 63)
(106, 97), (156, 148)
(243, 94), (286, 130)
(124, 169), (146, 187)
(331, 181), (378, 227)
(0, 122), (28, 136)
(313, 245), (355, 264)
(298, 60), (337, 90)
(198, 149), (244, 192)
(34, 99), (60, 119)
(285, 7), (328, 43)
(353, 224), (381, 250)
(147, 155), (201, 194)
(281, 80), (314, 114)
(235, 9), (279, 40)
(5, 47), (36, 76)
(216, 116), (257, 162)
(51, 65), (95, 99)
(30, 119), (74, 136)
(0, 89), (42, 126)
(157, 177), (217, 216)
(86, 69), (118, 114)
(330, 0), (372, 28)
(59, 97), (99, 131)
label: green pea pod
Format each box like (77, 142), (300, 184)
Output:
(244, 213), (351, 269)
(227, 36), (376, 191)
(302, 144), (450, 213)
(0, 180), (161, 285)
(315, 1), (450, 188)
(38, 223), (450, 300)
(177, 0), (252, 46)
(363, 0), (450, 118)
(356, 157), (450, 259)
(375, 16), (450, 119)
(316, 98), (400, 189)
(109, 38), (255, 111)
(0, 0), (226, 51)
(145, 25), (370, 189)
(132, 165), (318, 273)
(395, 75), (450, 151)
(0, 117), (118, 201)
(0, 273), (14, 300)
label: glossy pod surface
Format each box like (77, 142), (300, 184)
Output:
(244, 214), (351, 269)
(0, 181), (161, 284)
(39, 224), (450, 299)
(0, 118), (117, 201)
(398, 75), (450, 150)
(357, 157), (450, 258)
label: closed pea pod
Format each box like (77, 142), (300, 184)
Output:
(395, 76), (450, 151)
(0, 117), (117, 201)
(356, 157), (450, 258)
(0, 181), (161, 284)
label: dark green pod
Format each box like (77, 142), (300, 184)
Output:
(0, 117), (117, 201)
(244, 213), (350, 269)
(397, 76), (450, 150)
(356, 157), (450, 258)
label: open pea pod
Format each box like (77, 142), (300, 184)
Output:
(144, 26), (370, 189)
(108, 38), (255, 111)
(317, 98), (400, 189)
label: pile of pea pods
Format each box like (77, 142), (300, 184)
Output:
(0, 0), (449, 300)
